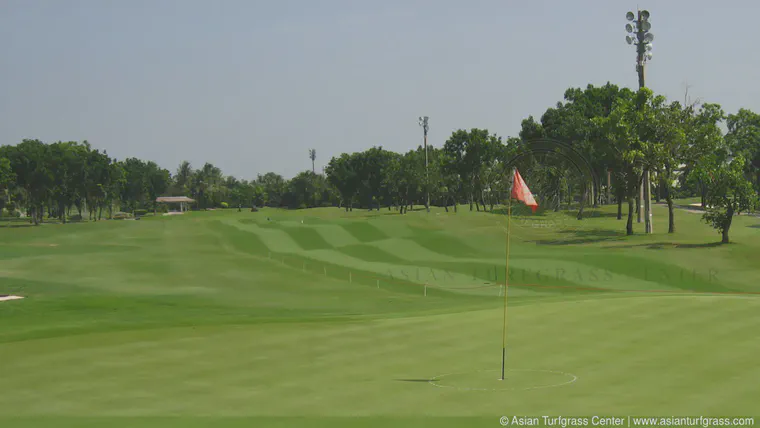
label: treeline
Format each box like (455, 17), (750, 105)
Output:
(0, 140), (340, 224)
(1, 83), (759, 240)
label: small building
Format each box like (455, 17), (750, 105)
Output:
(156, 196), (195, 213)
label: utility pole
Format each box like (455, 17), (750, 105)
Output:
(626, 9), (654, 233)
(309, 149), (316, 174)
(418, 116), (430, 213)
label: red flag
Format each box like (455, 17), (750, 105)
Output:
(511, 169), (538, 213)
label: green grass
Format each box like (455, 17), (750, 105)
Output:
(1, 203), (760, 427)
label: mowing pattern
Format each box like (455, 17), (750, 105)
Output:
(1, 205), (760, 424)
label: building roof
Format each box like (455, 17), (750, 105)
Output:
(156, 196), (195, 203)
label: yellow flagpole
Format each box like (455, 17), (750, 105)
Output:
(501, 169), (514, 381)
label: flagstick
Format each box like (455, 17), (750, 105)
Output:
(501, 169), (515, 381)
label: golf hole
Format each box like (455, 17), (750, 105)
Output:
(429, 368), (577, 391)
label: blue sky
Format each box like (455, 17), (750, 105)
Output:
(1, 0), (758, 179)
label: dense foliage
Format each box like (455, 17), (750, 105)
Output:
(2, 84), (758, 240)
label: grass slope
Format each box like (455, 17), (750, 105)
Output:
(1, 202), (759, 427)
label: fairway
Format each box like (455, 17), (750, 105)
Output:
(1, 205), (760, 427)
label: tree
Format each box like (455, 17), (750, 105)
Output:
(0, 156), (15, 213)
(699, 155), (758, 243)
(325, 154), (359, 211)
(48, 141), (84, 223)
(594, 90), (648, 235)
(4, 139), (53, 225)
(354, 147), (391, 210)
(725, 109), (760, 193)
(442, 129), (501, 211)
(682, 104), (727, 209)
(145, 162), (171, 214)
(174, 161), (193, 196)
(256, 172), (287, 208)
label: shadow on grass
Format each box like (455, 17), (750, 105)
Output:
(491, 207), (558, 217)
(395, 378), (438, 383)
(531, 228), (627, 246)
(558, 209), (608, 219)
(0, 223), (35, 228)
(606, 241), (726, 250)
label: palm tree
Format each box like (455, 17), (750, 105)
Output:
(309, 149), (316, 174)
(175, 161), (193, 195)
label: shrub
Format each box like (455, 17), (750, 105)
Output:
(220, 202), (229, 208)
(112, 212), (133, 220)
(68, 214), (83, 222)
(134, 209), (148, 216)
(4, 208), (20, 218)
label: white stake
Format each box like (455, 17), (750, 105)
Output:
(376, 279), (379, 288)
(424, 284), (427, 296)
(324, 266), (327, 276)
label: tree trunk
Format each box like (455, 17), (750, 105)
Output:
(655, 176), (661, 203)
(469, 193), (473, 211)
(617, 199), (623, 220)
(60, 202), (66, 224)
(636, 190), (642, 223)
(98, 205), (103, 221)
(576, 186), (588, 220)
(664, 173), (675, 233)
(626, 198), (634, 235)
(606, 169), (611, 205)
(616, 181), (624, 220)
(722, 205), (734, 243)
(592, 181), (598, 208)
(644, 169), (652, 234)
(700, 183), (707, 209)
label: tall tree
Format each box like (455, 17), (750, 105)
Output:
(4, 139), (52, 225)
(325, 154), (359, 211)
(145, 162), (171, 214)
(174, 161), (193, 196)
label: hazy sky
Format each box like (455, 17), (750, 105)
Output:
(1, 0), (758, 180)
